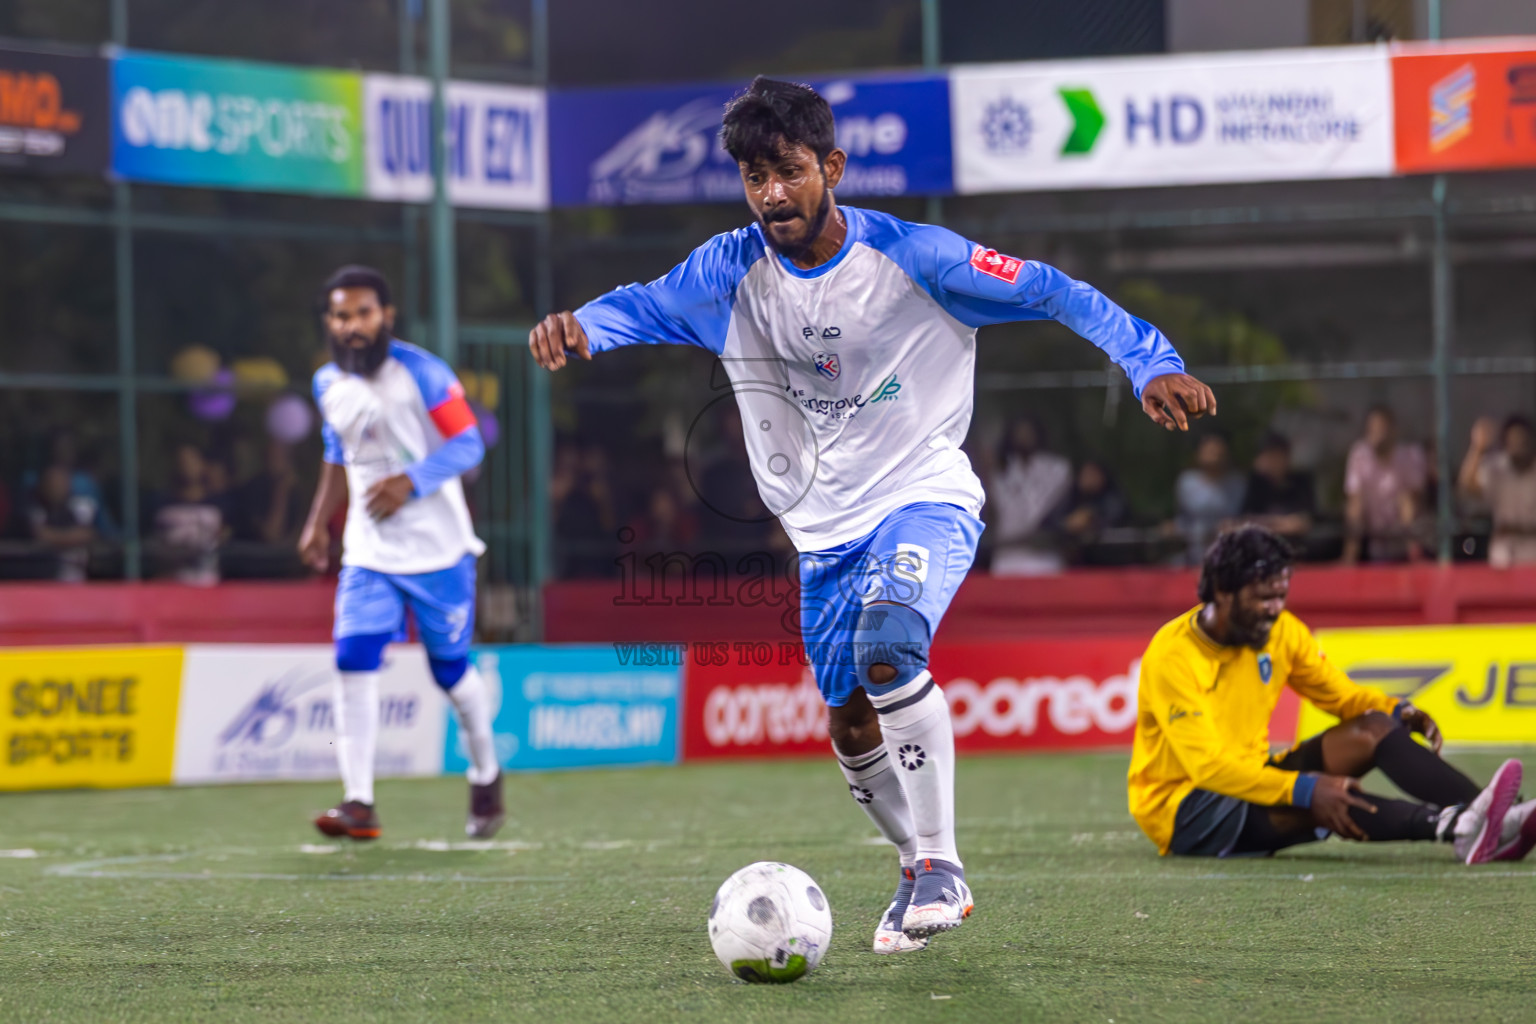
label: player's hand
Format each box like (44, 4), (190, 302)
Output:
(298, 521), (330, 572)
(1398, 703), (1444, 754)
(365, 474), (415, 521)
(1469, 416), (1498, 454)
(529, 311), (591, 371)
(1309, 774), (1377, 841)
(1141, 373), (1216, 432)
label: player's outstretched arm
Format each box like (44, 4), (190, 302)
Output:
(529, 311), (591, 372)
(1140, 373), (1218, 433)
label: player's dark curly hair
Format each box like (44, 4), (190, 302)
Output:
(1197, 525), (1294, 604)
(318, 265), (393, 312)
(720, 76), (836, 168)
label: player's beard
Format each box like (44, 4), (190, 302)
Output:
(329, 321), (392, 377)
(759, 187), (833, 262)
(1228, 605), (1277, 650)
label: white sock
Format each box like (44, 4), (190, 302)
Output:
(866, 672), (961, 868)
(447, 664), (500, 786)
(334, 671), (379, 806)
(833, 741), (917, 867)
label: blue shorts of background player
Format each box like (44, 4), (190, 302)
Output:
(333, 553), (477, 688)
(799, 502), (984, 707)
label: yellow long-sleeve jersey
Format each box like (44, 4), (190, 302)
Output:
(1127, 607), (1400, 854)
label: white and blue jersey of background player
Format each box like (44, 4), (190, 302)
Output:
(313, 339), (486, 685)
(575, 205), (1185, 705)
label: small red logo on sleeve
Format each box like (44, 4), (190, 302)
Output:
(969, 245), (1024, 284)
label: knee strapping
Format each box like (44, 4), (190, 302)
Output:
(336, 632), (391, 673)
(430, 656), (469, 689)
(853, 603), (930, 693)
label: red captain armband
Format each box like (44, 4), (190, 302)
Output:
(969, 245), (1024, 284)
(429, 382), (478, 438)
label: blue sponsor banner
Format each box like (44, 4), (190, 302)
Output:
(548, 73), (952, 206)
(447, 646), (680, 772)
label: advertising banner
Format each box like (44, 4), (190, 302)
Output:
(682, 637), (1149, 761)
(449, 646), (680, 772)
(1297, 625), (1536, 744)
(110, 51), (364, 196)
(363, 74), (548, 209)
(0, 646), (182, 790)
(1392, 42), (1536, 174)
(172, 644), (446, 784)
(951, 46), (1394, 194)
(548, 73), (952, 206)
(0, 46), (109, 174)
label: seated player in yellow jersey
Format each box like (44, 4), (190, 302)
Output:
(1128, 525), (1536, 863)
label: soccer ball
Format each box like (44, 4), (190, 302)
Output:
(708, 861), (832, 983)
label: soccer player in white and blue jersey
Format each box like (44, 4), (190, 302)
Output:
(300, 266), (505, 841)
(530, 79), (1216, 951)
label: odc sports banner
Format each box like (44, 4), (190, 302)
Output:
(448, 646), (680, 773)
(1297, 625), (1536, 744)
(951, 45), (1394, 193)
(172, 644), (446, 784)
(363, 74), (547, 210)
(682, 638), (1148, 760)
(0, 647), (183, 791)
(111, 51), (364, 196)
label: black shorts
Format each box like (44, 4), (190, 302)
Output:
(1167, 738), (1326, 858)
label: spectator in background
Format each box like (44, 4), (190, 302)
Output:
(1343, 406), (1426, 564)
(989, 416), (1072, 575)
(233, 439), (304, 547)
(626, 482), (700, 550)
(551, 441), (617, 578)
(696, 407), (770, 555)
(1052, 459), (1127, 564)
(1459, 415), (1536, 568)
(1175, 432), (1244, 565)
(1239, 432), (1316, 546)
(22, 431), (118, 540)
(26, 464), (101, 582)
(153, 442), (227, 585)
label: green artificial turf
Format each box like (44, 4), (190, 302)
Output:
(2, 751), (1534, 1023)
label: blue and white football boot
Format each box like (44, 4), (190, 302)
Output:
(873, 865), (928, 954)
(902, 857), (973, 939)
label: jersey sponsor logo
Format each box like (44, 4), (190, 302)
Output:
(869, 372), (902, 403)
(969, 245), (1024, 284)
(1167, 704), (1201, 723)
(1258, 653), (1273, 684)
(813, 351), (840, 381)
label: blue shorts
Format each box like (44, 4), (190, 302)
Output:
(334, 554), (477, 661)
(799, 502), (984, 707)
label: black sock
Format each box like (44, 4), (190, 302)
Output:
(1372, 727), (1482, 806)
(1348, 792), (1439, 842)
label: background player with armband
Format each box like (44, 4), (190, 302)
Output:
(300, 265), (505, 841)
(531, 77), (1214, 953)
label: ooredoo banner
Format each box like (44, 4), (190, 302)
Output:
(1392, 41), (1536, 174)
(1297, 624), (1536, 744)
(172, 644), (446, 784)
(0, 46), (109, 174)
(682, 637), (1148, 760)
(0, 646), (183, 790)
(110, 51), (365, 196)
(951, 46), (1394, 193)
(549, 73), (952, 206)
(363, 73), (548, 209)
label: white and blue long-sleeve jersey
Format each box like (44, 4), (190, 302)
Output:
(314, 340), (487, 574)
(575, 205), (1185, 552)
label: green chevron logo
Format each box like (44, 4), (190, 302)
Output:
(1058, 87), (1104, 156)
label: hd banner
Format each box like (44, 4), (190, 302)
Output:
(1298, 625), (1536, 744)
(448, 646), (681, 772)
(110, 51), (365, 196)
(548, 73), (952, 206)
(1392, 41), (1536, 175)
(951, 46), (1394, 193)
(0, 46), (109, 174)
(363, 74), (547, 210)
